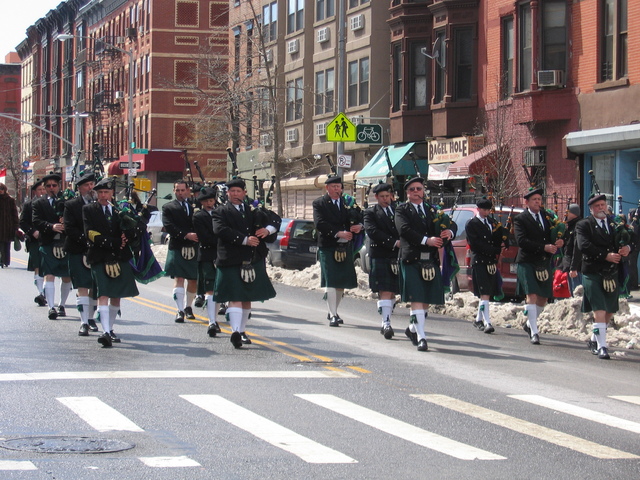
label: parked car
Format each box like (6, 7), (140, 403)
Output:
(267, 219), (318, 270)
(266, 218), (292, 267)
(147, 210), (169, 245)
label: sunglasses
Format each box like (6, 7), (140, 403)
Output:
(408, 187), (424, 192)
(45, 183), (58, 187)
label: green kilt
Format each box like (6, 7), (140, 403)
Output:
(318, 245), (358, 289)
(516, 263), (553, 298)
(369, 257), (399, 293)
(399, 262), (444, 305)
(581, 273), (619, 313)
(68, 253), (93, 289)
(165, 248), (198, 280)
(39, 244), (70, 277)
(472, 263), (501, 297)
(214, 259), (275, 302)
(26, 241), (41, 272)
(198, 261), (217, 293)
(91, 260), (139, 299)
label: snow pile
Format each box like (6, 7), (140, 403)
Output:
(151, 244), (639, 350)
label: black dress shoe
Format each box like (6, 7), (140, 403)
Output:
(404, 327), (418, 346)
(194, 295), (205, 308)
(34, 294), (47, 307)
(78, 324), (89, 336)
(522, 321), (531, 337)
(175, 311), (185, 323)
(230, 331), (243, 349)
(184, 306), (196, 320)
(48, 308), (58, 320)
(88, 319), (99, 332)
(214, 322), (221, 333)
(329, 316), (340, 327)
(207, 324), (217, 337)
(473, 319), (484, 330)
(587, 340), (598, 355)
(57, 305), (66, 317)
(240, 332), (252, 344)
(383, 325), (394, 339)
(109, 331), (121, 343)
(598, 347), (610, 359)
(98, 333), (113, 348)
(530, 333), (540, 345)
(336, 315), (343, 324)
(417, 338), (429, 351)
(218, 303), (227, 315)
(483, 325), (495, 334)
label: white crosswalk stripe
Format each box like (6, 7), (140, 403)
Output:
(296, 394), (505, 460)
(57, 396), (144, 432)
(0, 460), (37, 471)
(610, 396), (640, 406)
(181, 394), (357, 464)
(414, 394), (639, 459)
(138, 456), (202, 468)
(510, 395), (640, 434)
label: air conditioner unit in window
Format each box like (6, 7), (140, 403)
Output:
(350, 14), (364, 32)
(260, 134), (272, 147)
(524, 148), (546, 167)
(114, 91), (125, 100)
(350, 115), (364, 126)
(47, 105), (55, 113)
(286, 128), (298, 143)
(537, 70), (563, 88)
(317, 27), (329, 44)
(287, 38), (299, 55)
(316, 123), (327, 137)
(265, 49), (273, 63)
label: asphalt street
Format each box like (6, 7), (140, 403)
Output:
(0, 249), (639, 479)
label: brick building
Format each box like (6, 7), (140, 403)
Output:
(0, 54), (22, 198)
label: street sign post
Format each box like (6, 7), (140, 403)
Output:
(326, 113), (356, 142)
(119, 161), (142, 169)
(356, 124), (383, 144)
(132, 148), (149, 154)
(337, 154), (352, 168)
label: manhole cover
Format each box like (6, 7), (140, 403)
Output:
(0, 436), (135, 454)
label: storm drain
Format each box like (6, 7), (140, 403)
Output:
(0, 436), (135, 454)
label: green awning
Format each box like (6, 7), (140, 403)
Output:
(356, 142), (427, 184)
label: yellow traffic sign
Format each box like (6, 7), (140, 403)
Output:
(326, 113), (356, 142)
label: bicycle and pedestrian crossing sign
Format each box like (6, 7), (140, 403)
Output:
(326, 113), (356, 142)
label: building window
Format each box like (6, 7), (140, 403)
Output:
(349, 0), (370, 8)
(233, 27), (241, 78)
(315, 68), (334, 115)
(601, 0), (628, 81)
(392, 43), (402, 112)
(541, 0), (566, 72)
(433, 30), (446, 104)
(175, 0), (199, 27)
(518, 3), (532, 92)
(591, 153), (614, 198)
(502, 16), (514, 99)
(259, 88), (274, 127)
(286, 77), (303, 122)
(410, 42), (428, 108)
(316, 0), (335, 21)
(348, 57), (369, 107)
(246, 23), (253, 75)
(454, 27), (473, 101)
(287, 0), (304, 34)
(262, 2), (277, 44)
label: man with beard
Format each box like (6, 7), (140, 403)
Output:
(32, 173), (73, 320)
(576, 194), (631, 359)
(163, 180), (199, 323)
(20, 179), (47, 306)
(363, 183), (399, 339)
(64, 171), (99, 336)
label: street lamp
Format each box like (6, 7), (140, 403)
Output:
(58, 34), (135, 187)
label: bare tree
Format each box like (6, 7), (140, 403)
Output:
(0, 119), (23, 202)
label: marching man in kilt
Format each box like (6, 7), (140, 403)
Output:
(64, 171), (99, 336)
(395, 177), (455, 351)
(19, 179), (47, 306)
(162, 180), (199, 323)
(83, 177), (140, 348)
(192, 186), (221, 337)
(576, 194), (632, 359)
(363, 183), (400, 339)
(212, 178), (279, 349)
(312, 175), (363, 327)
(32, 174), (73, 320)
(513, 187), (563, 345)
(465, 197), (507, 334)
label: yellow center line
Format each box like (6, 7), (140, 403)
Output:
(12, 258), (28, 266)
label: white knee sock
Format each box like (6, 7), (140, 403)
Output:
(89, 297), (97, 319)
(206, 295), (217, 325)
(378, 300), (394, 326)
(411, 309), (427, 341)
(480, 300), (491, 325)
(240, 309), (251, 332)
(77, 296), (90, 325)
(335, 289), (344, 310)
(35, 274), (44, 295)
(525, 304), (538, 336)
(185, 290), (196, 309)
(59, 281), (72, 307)
(98, 305), (111, 333)
(44, 281), (55, 308)
(173, 287), (185, 311)
(226, 307), (242, 332)
(109, 305), (119, 332)
(593, 322), (607, 349)
(325, 288), (338, 317)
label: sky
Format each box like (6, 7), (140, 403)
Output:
(1, 0), (62, 60)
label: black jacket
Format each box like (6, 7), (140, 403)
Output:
(162, 199), (198, 251)
(363, 203), (398, 259)
(394, 201), (457, 265)
(193, 208), (218, 263)
(32, 196), (65, 246)
(63, 195), (91, 254)
(312, 193), (362, 248)
(83, 202), (135, 264)
(466, 216), (503, 265)
(575, 215), (621, 275)
(561, 216), (583, 272)
(514, 209), (554, 265)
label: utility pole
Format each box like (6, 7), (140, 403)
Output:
(336, 0), (346, 178)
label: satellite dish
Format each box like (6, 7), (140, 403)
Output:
(421, 36), (446, 69)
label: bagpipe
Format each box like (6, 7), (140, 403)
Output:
(250, 174), (281, 244)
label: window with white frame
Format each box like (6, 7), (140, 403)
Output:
(410, 42), (428, 108)
(286, 77), (303, 122)
(315, 68), (334, 115)
(262, 2), (277, 44)
(349, 0), (370, 8)
(287, 0), (304, 34)
(316, 0), (335, 21)
(601, 0), (627, 81)
(348, 57), (369, 107)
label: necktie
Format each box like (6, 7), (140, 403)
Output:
(183, 201), (189, 215)
(416, 205), (425, 219)
(239, 203), (245, 215)
(484, 218), (491, 232)
(49, 197), (54, 206)
(601, 219), (608, 233)
(334, 199), (340, 210)
(535, 213), (543, 229)
(104, 206), (112, 222)
(386, 207), (393, 219)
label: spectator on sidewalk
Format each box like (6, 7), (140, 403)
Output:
(0, 182), (19, 268)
